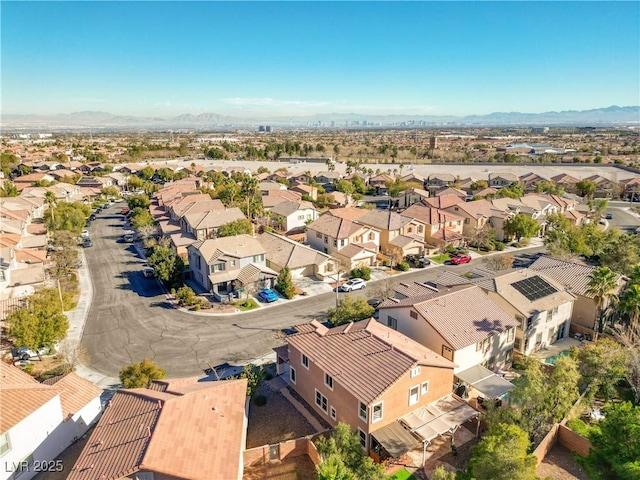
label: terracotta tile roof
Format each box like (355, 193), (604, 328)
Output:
(257, 232), (332, 269)
(0, 233), (21, 248)
(401, 203), (463, 225)
(473, 187), (498, 197)
(423, 194), (465, 209)
(45, 372), (103, 419)
(528, 255), (623, 298)
(68, 379), (247, 480)
(262, 190), (303, 209)
(307, 214), (355, 239)
(0, 361), (39, 386)
(391, 281), (448, 299)
(435, 188), (467, 198)
(380, 286), (520, 350)
(287, 319), (454, 404)
(190, 234), (265, 264)
(16, 248), (47, 264)
(551, 173), (579, 184)
(26, 223), (47, 235)
(0, 387), (62, 432)
(184, 207), (246, 230)
(270, 200), (316, 218)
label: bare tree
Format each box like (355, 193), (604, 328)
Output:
(372, 277), (397, 301)
(58, 340), (89, 373)
(484, 254), (515, 271)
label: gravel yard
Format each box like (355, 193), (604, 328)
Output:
(536, 444), (588, 480)
(246, 382), (318, 448)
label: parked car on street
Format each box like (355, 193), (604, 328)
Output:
(605, 213), (613, 220)
(450, 254), (472, 265)
(82, 238), (93, 248)
(120, 207), (130, 215)
(123, 233), (135, 243)
(257, 288), (279, 303)
(339, 278), (366, 292)
(142, 266), (154, 278)
(81, 229), (90, 238)
(12, 346), (48, 361)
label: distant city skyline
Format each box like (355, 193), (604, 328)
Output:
(2, 2), (639, 117)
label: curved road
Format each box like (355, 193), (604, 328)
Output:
(82, 204), (545, 378)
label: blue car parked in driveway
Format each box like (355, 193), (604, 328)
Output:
(258, 288), (279, 303)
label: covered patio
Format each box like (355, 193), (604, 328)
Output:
(371, 394), (481, 466)
(454, 364), (515, 400)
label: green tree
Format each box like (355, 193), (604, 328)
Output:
(275, 266), (295, 299)
(6, 289), (70, 359)
(138, 166), (155, 180)
(504, 213), (539, 243)
(127, 175), (145, 190)
(129, 208), (155, 229)
(429, 466), (456, 480)
(586, 266), (619, 336)
(315, 422), (387, 480)
(119, 359), (166, 388)
(101, 186), (120, 198)
(620, 284), (640, 342)
(534, 181), (564, 195)
(576, 179), (597, 198)
(468, 423), (538, 480)
(599, 233), (640, 276)
(327, 296), (375, 326)
(127, 194), (151, 210)
(470, 180), (489, 191)
(584, 402), (640, 480)
(0, 182), (19, 197)
(206, 147), (225, 159)
(238, 364), (266, 397)
(173, 285), (200, 307)
(316, 455), (355, 480)
(147, 244), (184, 286)
(576, 338), (629, 400)
(44, 190), (57, 224)
(218, 218), (253, 237)
(45, 201), (91, 233)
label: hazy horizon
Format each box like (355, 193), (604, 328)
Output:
(2, 2), (639, 117)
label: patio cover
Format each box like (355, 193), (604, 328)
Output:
(371, 422), (421, 458)
(401, 394), (480, 443)
(456, 365), (514, 399)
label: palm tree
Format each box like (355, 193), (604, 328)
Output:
(585, 266), (619, 339)
(620, 284), (640, 343)
(44, 191), (57, 227)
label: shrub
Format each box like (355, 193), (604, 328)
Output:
(275, 266), (296, 299)
(495, 241), (505, 251)
(382, 259), (391, 267)
(397, 261), (410, 271)
(566, 418), (591, 436)
(351, 266), (371, 281)
(445, 245), (457, 255)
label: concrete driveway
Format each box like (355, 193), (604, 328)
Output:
(81, 204), (545, 378)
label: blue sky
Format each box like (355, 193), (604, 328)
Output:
(2, 1), (639, 117)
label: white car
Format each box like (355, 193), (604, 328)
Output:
(81, 230), (90, 238)
(339, 278), (366, 292)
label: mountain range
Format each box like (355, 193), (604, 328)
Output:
(2, 106), (638, 130)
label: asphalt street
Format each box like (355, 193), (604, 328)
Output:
(606, 201), (640, 233)
(81, 204), (546, 378)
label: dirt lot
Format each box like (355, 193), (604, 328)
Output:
(536, 444), (588, 480)
(246, 382), (318, 448)
(243, 455), (317, 480)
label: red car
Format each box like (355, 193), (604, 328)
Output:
(450, 254), (472, 265)
(120, 207), (130, 215)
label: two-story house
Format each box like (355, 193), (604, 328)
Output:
(306, 213), (379, 269)
(443, 199), (514, 242)
(425, 174), (456, 189)
(488, 173), (519, 188)
(481, 269), (575, 355)
(528, 255), (624, 335)
(269, 200), (318, 233)
(401, 202), (464, 248)
(377, 285), (520, 377)
(550, 173), (580, 194)
(519, 172), (548, 191)
(187, 235), (277, 301)
(0, 363), (102, 480)
(398, 187), (430, 209)
(274, 319), (479, 462)
(314, 171), (342, 186)
(182, 207), (247, 240)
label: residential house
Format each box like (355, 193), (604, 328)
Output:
(265, 170), (288, 182)
(435, 187), (467, 199)
(68, 378), (248, 480)
(585, 174), (617, 197)
(187, 235), (277, 301)
(257, 231), (337, 279)
(399, 187), (430, 209)
(519, 172), (548, 191)
(290, 184), (318, 201)
(422, 194), (465, 210)
(314, 171), (342, 186)
(621, 177), (640, 201)
(288, 172), (312, 185)
(12, 173), (56, 192)
(425, 174), (456, 189)
(401, 202), (464, 248)
(369, 174), (394, 195)
(378, 285), (520, 378)
(47, 169), (78, 182)
(480, 269), (575, 355)
(306, 213), (379, 269)
(528, 255), (624, 334)
(443, 199), (514, 242)
(472, 187), (499, 199)
(76, 176), (113, 189)
(0, 363), (102, 480)
(488, 173), (518, 188)
(401, 172), (426, 186)
(270, 200), (318, 233)
(105, 171), (128, 188)
(259, 181), (287, 195)
(182, 207), (247, 240)
(275, 319), (463, 459)
(551, 173), (580, 193)
(262, 190), (303, 210)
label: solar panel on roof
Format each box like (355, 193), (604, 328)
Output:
(512, 276), (558, 301)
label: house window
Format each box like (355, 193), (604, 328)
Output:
(290, 366), (296, 384)
(508, 328), (515, 341)
(0, 432), (10, 456)
(316, 232), (322, 239)
(301, 354), (309, 369)
(476, 341), (482, 352)
(358, 429), (367, 449)
(333, 239), (338, 247)
(368, 232), (375, 241)
(212, 262), (225, 272)
(230, 260), (236, 267)
(341, 239), (346, 247)
(372, 402), (383, 423)
(325, 373), (334, 390)
(298, 214), (305, 220)
(409, 385), (420, 406)
(0, 270), (5, 282)
(388, 317), (398, 330)
(526, 317), (533, 330)
(359, 401), (367, 422)
(197, 256), (202, 269)
(315, 390), (328, 413)
(487, 356), (496, 370)
(411, 367), (421, 378)
(418, 225), (424, 234)
(410, 310), (418, 320)
(407, 227), (413, 234)
(330, 407), (336, 420)
(324, 235), (328, 243)
(421, 381), (429, 395)
(253, 254), (265, 262)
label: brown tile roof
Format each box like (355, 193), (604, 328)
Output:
(262, 190), (303, 209)
(0, 387), (62, 432)
(0, 233), (21, 248)
(357, 209), (411, 231)
(435, 188), (467, 198)
(257, 232), (332, 269)
(380, 286), (520, 350)
(401, 203), (463, 225)
(68, 379), (247, 480)
(528, 255), (623, 298)
(0, 361), (39, 386)
(287, 319), (454, 404)
(422, 194), (465, 209)
(190, 234), (265, 263)
(16, 248), (47, 264)
(184, 207), (246, 230)
(551, 173), (579, 184)
(270, 199), (316, 218)
(307, 213), (355, 239)
(47, 373), (103, 419)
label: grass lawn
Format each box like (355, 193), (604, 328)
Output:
(391, 468), (416, 480)
(430, 254), (451, 264)
(234, 298), (259, 311)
